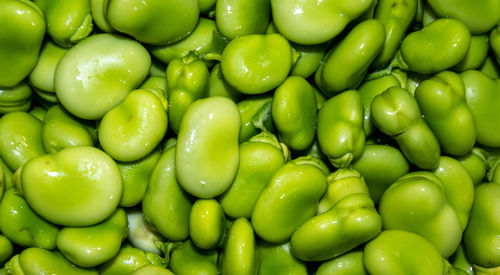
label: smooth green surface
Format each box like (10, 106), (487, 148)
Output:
(21, 146), (122, 226)
(315, 19), (385, 96)
(56, 208), (128, 267)
(42, 104), (95, 153)
(221, 34), (293, 95)
(427, 0), (500, 33)
(98, 89), (167, 162)
(400, 18), (470, 74)
(379, 172), (462, 258)
(317, 90), (365, 168)
(364, 230), (445, 275)
(142, 146), (193, 241)
(55, 33), (151, 120)
(352, 144), (409, 204)
(0, 0), (45, 87)
(272, 76), (317, 151)
(371, 86), (440, 170)
(106, 0), (199, 45)
(176, 97), (240, 198)
(291, 194), (381, 261)
(258, 242), (307, 275)
(464, 182), (500, 268)
(271, 0), (373, 45)
(415, 71), (477, 156)
(219, 132), (285, 219)
(5, 248), (97, 275)
(190, 199), (226, 249)
(0, 188), (59, 249)
(461, 70), (500, 147)
(117, 149), (161, 207)
(0, 111), (45, 171)
(216, 0), (270, 39)
(252, 157), (327, 243)
(316, 250), (368, 275)
(221, 218), (257, 275)
(167, 53), (209, 134)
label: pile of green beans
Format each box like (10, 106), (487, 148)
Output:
(1, 0), (500, 274)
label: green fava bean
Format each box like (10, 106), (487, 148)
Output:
(5, 248), (98, 275)
(29, 40), (69, 103)
(272, 76), (317, 151)
(142, 146), (193, 241)
(378, 172), (462, 258)
(150, 18), (228, 65)
(56, 208), (128, 267)
(106, 0), (199, 45)
(0, 0), (45, 88)
(221, 33), (293, 95)
(99, 89), (167, 162)
(457, 148), (487, 186)
(0, 164), (3, 200)
(169, 240), (219, 275)
(127, 209), (165, 255)
(219, 132), (285, 219)
(131, 265), (174, 275)
(221, 218), (258, 275)
(251, 157), (327, 243)
(363, 230), (445, 275)
(190, 199), (225, 249)
(20, 146), (122, 226)
(34, 0), (93, 47)
(316, 250), (368, 275)
(290, 194), (382, 262)
(0, 81), (33, 114)
(237, 95), (274, 143)
(317, 90), (365, 168)
(0, 235), (13, 265)
(257, 242), (307, 275)
(0, 188), (59, 249)
(454, 35), (489, 72)
(317, 169), (370, 214)
(216, 0), (270, 39)
(427, 0), (500, 34)
(0, 111), (45, 171)
(399, 18), (471, 74)
(290, 43), (327, 79)
(479, 55), (500, 79)
(372, 0), (418, 69)
(464, 182), (500, 268)
(167, 53), (209, 134)
(98, 244), (165, 275)
(315, 19), (385, 96)
(371, 86), (441, 170)
(461, 70), (500, 147)
(491, 24), (500, 64)
(415, 71), (477, 156)
(117, 149), (161, 207)
(432, 156), (474, 230)
(208, 63), (243, 102)
(270, 0), (373, 45)
(55, 33), (151, 120)
(358, 74), (401, 137)
(351, 144), (410, 204)
(176, 97), (240, 198)
(42, 104), (96, 153)
(0, 159), (13, 191)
